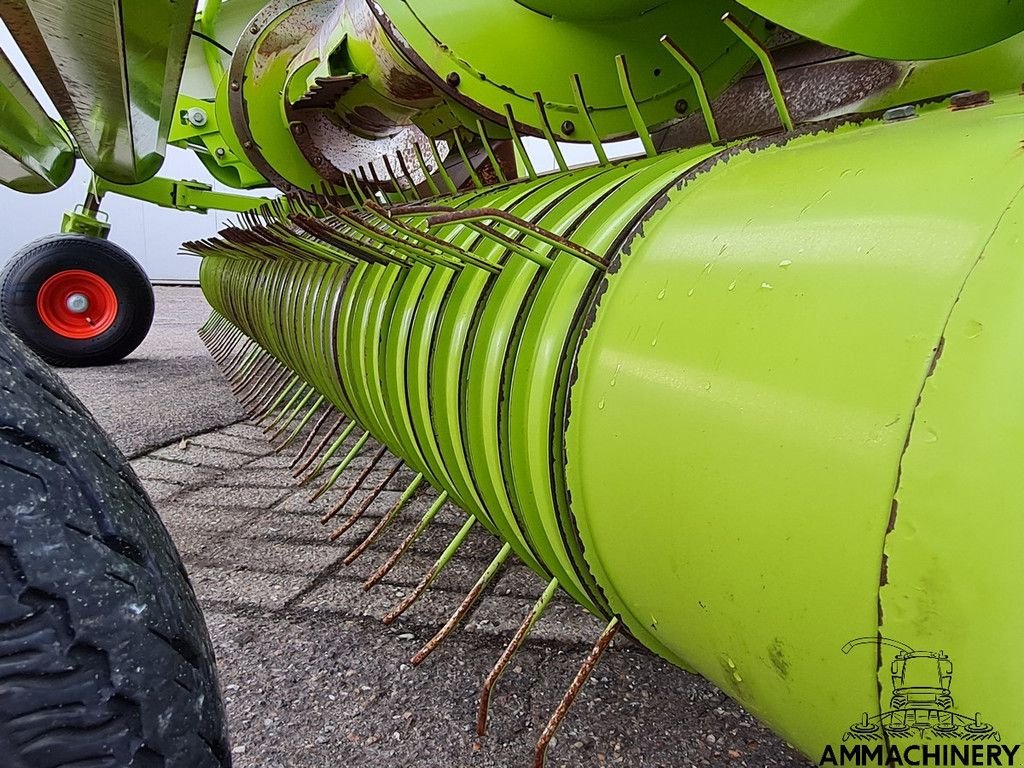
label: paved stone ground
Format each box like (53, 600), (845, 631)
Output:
(64, 287), (812, 768)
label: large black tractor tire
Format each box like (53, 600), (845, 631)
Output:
(1, 234), (155, 367)
(0, 326), (231, 767)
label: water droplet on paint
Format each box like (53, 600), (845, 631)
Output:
(778, 259), (792, 268)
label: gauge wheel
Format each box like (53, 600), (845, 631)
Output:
(1, 234), (155, 367)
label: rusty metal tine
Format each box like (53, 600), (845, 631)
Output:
(533, 618), (621, 768)
(343, 473), (424, 564)
(320, 444), (389, 524)
(477, 577), (560, 736)
(426, 207), (606, 269)
(382, 516), (476, 625)
(266, 385), (314, 438)
(363, 491), (448, 590)
(292, 413), (347, 474)
(411, 542), (512, 666)
(290, 409), (340, 470)
(328, 459), (404, 542)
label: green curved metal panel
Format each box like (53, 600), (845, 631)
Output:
(0, 0), (198, 183)
(565, 95), (1024, 756)
(736, 0), (1024, 59)
(0, 47), (74, 193)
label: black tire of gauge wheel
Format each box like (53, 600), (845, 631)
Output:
(0, 325), (231, 768)
(1, 234), (155, 367)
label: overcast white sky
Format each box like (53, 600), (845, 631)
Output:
(0, 19), (640, 282)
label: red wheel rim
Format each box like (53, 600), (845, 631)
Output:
(36, 270), (119, 340)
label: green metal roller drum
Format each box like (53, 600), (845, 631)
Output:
(5, 0), (1024, 763)
(196, 85), (1024, 758)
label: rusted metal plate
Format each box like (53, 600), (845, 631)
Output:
(0, 0), (198, 184)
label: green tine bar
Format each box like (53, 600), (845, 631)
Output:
(276, 395), (325, 452)
(382, 516), (477, 624)
(503, 103), (537, 181)
(308, 430), (371, 502)
(327, 458), (404, 542)
(569, 74), (609, 166)
(413, 143), (441, 197)
(342, 174), (365, 210)
(364, 491), (449, 590)
(233, 353), (274, 393)
(430, 138), (459, 195)
(532, 92), (568, 172)
(382, 154), (411, 202)
(533, 618), (622, 768)
(660, 35), (720, 143)
(249, 371), (294, 419)
(615, 54), (656, 158)
(451, 129), (484, 190)
(269, 388), (317, 444)
(242, 366), (289, 411)
(721, 13), (794, 132)
(394, 152), (423, 200)
(230, 345), (263, 383)
(298, 420), (358, 485)
(343, 473), (424, 564)
(411, 542), (512, 665)
(255, 375), (301, 424)
(263, 383), (311, 432)
(477, 578), (560, 735)
(475, 119), (507, 183)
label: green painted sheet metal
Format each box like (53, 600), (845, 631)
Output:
(0, 0), (199, 183)
(0, 47), (73, 193)
(880, 184), (1024, 747)
(736, 0), (1024, 59)
(565, 94), (1024, 757)
(373, 0), (768, 142)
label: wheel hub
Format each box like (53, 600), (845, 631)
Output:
(36, 270), (118, 340)
(65, 292), (89, 314)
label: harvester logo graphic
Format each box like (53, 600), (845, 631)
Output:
(841, 637), (998, 743)
(819, 638), (1020, 766)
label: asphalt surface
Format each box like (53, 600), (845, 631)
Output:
(58, 286), (811, 768)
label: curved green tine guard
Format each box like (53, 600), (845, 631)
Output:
(0, 48), (75, 193)
(0, 0), (198, 183)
